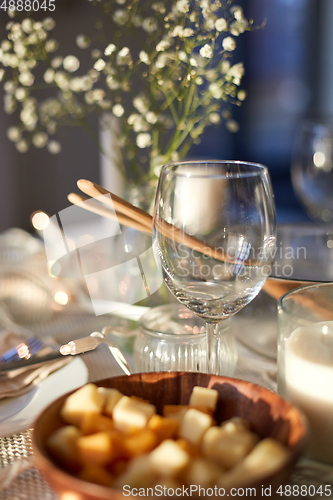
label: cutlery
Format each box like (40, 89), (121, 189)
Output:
(0, 336), (45, 364)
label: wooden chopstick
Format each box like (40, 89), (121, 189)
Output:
(77, 179), (153, 231)
(73, 178), (312, 301)
(67, 192), (150, 234)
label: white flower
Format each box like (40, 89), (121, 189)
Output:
(18, 71), (34, 86)
(116, 0), (126, 4)
(106, 75), (120, 90)
(1, 40), (11, 52)
(117, 47), (132, 65)
(156, 40), (170, 52)
(172, 26), (183, 37)
(231, 5), (244, 21)
(76, 34), (90, 49)
(32, 132), (48, 148)
(215, 18), (227, 32)
(4, 94), (16, 114)
(226, 119), (239, 132)
(221, 60), (230, 73)
(47, 140), (62, 154)
(228, 62), (244, 82)
(142, 18), (158, 33)
(183, 28), (194, 37)
(33, 22), (42, 31)
(237, 89), (247, 101)
(94, 58), (106, 71)
(20, 108), (37, 130)
(139, 51), (149, 64)
(209, 83), (222, 99)
(85, 89), (105, 104)
(91, 49), (101, 59)
(7, 126), (21, 142)
(54, 72), (70, 90)
(63, 55), (80, 73)
(21, 19), (33, 34)
(209, 112), (220, 124)
(112, 103), (125, 117)
(45, 39), (58, 53)
(179, 51), (187, 62)
(152, 2), (166, 13)
(4, 80), (16, 94)
(222, 36), (236, 51)
(190, 58), (198, 67)
(42, 17), (56, 31)
(136, 132), (152, 148)
(199, 44), (213, 59)
(155, 53), (169, 69)
(16, 139), (29, 153)
(133, 96), (148, 114)
(230, 19), (248, 36)
(146, 111), (158, 124)
(105, 44), (116, 56)
(175, 0), (189, 13)
(113, 9), (128, 26)
(50, 57), (62, 69)
(15, 88), (27, 101)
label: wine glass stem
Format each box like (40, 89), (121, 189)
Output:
(206, 322), (220, 374)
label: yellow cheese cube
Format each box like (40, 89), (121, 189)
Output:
(148, 415), (179, 441)
(60, 384), (104, 426)
(77, 431), (123, 465)
(189, 386), (218, 412)
(97, 387), (124, 416)
(218, 438), (290, 490)
(202, 427), (259, 469)
(79, 412), (114, 435)
(178, 408), (213, 445)
(123, 429), (158, 458)
(114, 455), (156, 489)
(47, 425), (82, 472)
(112, 396), (156, 433)
(149, 439), (190, 477)
(184, 458), (224, 487)
(77, 464), (115, 487)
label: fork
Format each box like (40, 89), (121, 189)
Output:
(0, 336), (45, 364)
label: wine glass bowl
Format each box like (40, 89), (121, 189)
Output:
(291, 120), (333, 223)
(152, 161), (276, 374)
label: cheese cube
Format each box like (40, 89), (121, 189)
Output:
(112, 396), (156, 433)
(221, 417), (250, 434)
(97, 387), (124, 416)
(202, 427), (259, 469)
(123, 429), (158, 457)
(79, 413), (114, 435)
(178, 409), (213, 445)
(218, 438), (290, 490)
(60, 384), (104, 426)
(77, 464), (115, 487)
(47, 425), (82, 472)
(114, 455), (156, 489)
(148, 415), (179, 441)
(77, 430), (124, 465)
(189, 386), (218, 412)
(184, 458), (224, 487)
(149, 439), (190, 477)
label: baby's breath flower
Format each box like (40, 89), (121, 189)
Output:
(142, 18), (158, 33)
(32, 132), (48, 148)
(152, 2), (166, 13)
(231, 5), (244, 21)
(76, 35), (90, 49)
(1, 40), (11, 52)
(146, 111), (158, 124)
(15, 87), (27, 101)
(18, 71), (34, 86)
(105, 44), (116, 56)
(91, 49), (102, 59)
(113, 9), (128, 26)
(172, 26), (184, 37)
(209, 83), (223, 99)
(133, 96), (148, 114)
(45, 39), (59, 53)
(139, 51), (149, 64)
(209, 112), (220, 124)
(94, 58), (106, 71)
(51, 56), (63, 69)
(226, 119), (239, 132)
(42, 17), (56, 31)
(47, 140), (61, 154)
(117, 47), (132, 66)
(175, 0), (189, 13)
(112, 103), (125, 117)
(116, 0), (126, 4)
(190, 58), (198, 67)
(43, 69), (54, 84)
(21, 19), (33, 34)
(106, 75), (120, 90)
(237, 89), (247, 101)
(63, 55), (80, 73)
(136, 132), (152, 148)
(53, 72), (70, 90)
(179, 51), (187, 62)
(215, 18), (227, 31)
(156, 40), (170, 52)
(183, 28), (194, 37)
(7, 126), (21, 142)
(16, 139), (29, 153)
(199, 44), (213, 59)
(222, 36), (236, 51)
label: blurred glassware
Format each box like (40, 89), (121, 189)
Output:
(134, 304), (236, 375)
(291, 120), (333, 223)
(0, 228), (55, 331)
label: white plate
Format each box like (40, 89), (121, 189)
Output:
(0, 357), (88, 437)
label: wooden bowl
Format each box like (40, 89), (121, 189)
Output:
(32, 372), (307, 500)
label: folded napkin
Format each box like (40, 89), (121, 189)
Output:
(0, 330), (71, 399)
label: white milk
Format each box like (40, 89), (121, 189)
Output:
(285, 322), (333, 463)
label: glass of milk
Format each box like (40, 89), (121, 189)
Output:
(278, 283), (333, 464)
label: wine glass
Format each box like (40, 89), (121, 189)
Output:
(152, 160), (276, 374)
(291, 120), (333, 223)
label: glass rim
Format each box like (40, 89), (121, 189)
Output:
(278, 282), (333, 315)
(160, 160), (269, 179)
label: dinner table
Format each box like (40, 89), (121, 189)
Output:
(0, 225), (333, 500)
